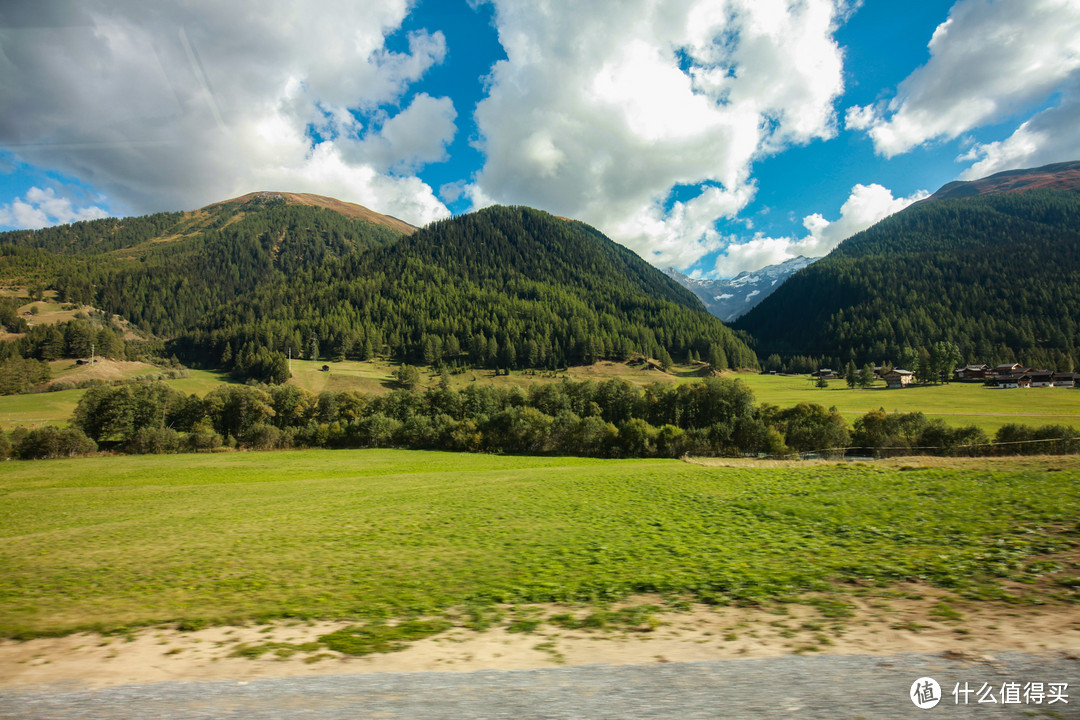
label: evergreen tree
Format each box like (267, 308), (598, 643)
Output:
(844, 360), (857, 389)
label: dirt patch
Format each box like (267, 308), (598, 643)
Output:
(2, 589), (1077, 690)
(46, 358), (161, 386)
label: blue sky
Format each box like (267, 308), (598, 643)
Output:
(1, 0), (1078, 277)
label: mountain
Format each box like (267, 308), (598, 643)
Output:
(665, 255), (818, 322)
(0, 197), (756, 379)
(733, 162), (1080, 371)
(919, 161), (1080, 203)
(210, 191), (418, 235)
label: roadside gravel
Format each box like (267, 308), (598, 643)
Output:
(3, 651), (1077, 719)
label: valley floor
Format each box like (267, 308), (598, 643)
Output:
(2, 449), (1077, 696)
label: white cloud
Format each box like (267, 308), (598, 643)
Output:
(959, 82), (1080, 178)
(713, 183), (928, 276)
(0, 187), (110, 229)
(469, 0), (848, 267)
(847, 0), (1080, 158)
(0, 0), (454, 225)
(353, 93), (458, 173)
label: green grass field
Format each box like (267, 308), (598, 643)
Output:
(3, 359), (1078, 434)
(0, 390), (83, 430)
(2, 449), (1077, 638)
(265, 361), (1080, 435)
(284, 358), (399, 395)
(0, 368), (234, 430)
(732, 373), (1080, 433)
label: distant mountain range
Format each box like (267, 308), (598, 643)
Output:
(0, 193), (757, 378)
(665, 255), (818, 322)
(733, 160), (1080, 370)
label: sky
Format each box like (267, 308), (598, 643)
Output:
(1, 0), (1078, 278)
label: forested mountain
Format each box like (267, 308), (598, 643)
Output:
(735, 165), (1080, 371)
(0, 196), (755, 379)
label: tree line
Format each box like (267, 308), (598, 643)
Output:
(3, 375), (1076, 460)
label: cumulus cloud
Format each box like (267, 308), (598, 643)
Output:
(847, 0), (1080, 158)
(959, 81), (1080, 178)
(0, 0), (454, 226)
(0, 187), (110, 229)
(468, 0), (848, 268)
(354, 93), (458, 173)
(713, 183), (928, 276)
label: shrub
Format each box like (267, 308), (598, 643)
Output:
(186, 419), (223, 452)
(126, 426), (182, 454)
(14, 427), (97, 459)
(243, 422), (284, 450)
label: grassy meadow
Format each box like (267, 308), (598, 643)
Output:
(3, 358), (1078, 434)
(736, 373), (1080, 433)
(2, 449), (1078, 638)
(283, 361), (1080, 433)
(0, 367), (231, 430)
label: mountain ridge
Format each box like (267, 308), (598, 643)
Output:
(665, 255), (818, 322)
(0, 198), (757, 379)
(919, 161), (1080, 203)
(208, 191), (419, 235)
(734, 162), (1080, 370)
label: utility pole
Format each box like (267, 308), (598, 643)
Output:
(287, 346), (292, 374)
(91, 342), (95, 365)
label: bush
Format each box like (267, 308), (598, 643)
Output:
(14, 426), (97, 459)
(125, 426), (182, 454)
(996, 424), (1080, 455)
(243, 422), (285, 450)
(187, 423), (223, 452)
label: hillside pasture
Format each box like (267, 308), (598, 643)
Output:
(735, 373), (1080, 433)
(0, 367), (233, 430)
(1, 449), (1077, 638)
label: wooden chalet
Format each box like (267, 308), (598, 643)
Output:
(994, 363), (1025, 375)
(992, 375), (1020, 389)
(1052, 372), (1079, 388)
(954, 364), (990, 380)
(883, 368), (914, 388)
(811, 368), (838, 380)
(1026, 370), (1054, 387)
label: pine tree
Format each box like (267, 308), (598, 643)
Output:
(845, 360), (857, 389)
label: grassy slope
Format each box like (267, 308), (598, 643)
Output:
(0, 368), (229, 430)
(1, 449), (1077, 636)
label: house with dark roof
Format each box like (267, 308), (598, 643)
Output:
(883, 369), (914, 388)
(995, 363), (1025, 374)
(954, 364), (990, 380)
(1026, 370), (1054, 387)
(1053, 372), (1079, 388)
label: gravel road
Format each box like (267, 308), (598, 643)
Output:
(3, 652), (1077, 720)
